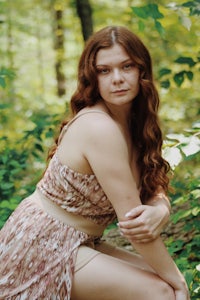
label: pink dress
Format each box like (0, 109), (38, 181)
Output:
(0, 111), (117, 299)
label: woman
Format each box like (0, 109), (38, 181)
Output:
(0, 26), (189, 299)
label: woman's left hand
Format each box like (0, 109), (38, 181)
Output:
(118, 204), (170, 243)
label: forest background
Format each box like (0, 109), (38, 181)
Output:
(0, 0), (199, 298)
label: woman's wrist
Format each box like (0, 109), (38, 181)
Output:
(146, 194), (171, 224)
(149, 193), (171, 209)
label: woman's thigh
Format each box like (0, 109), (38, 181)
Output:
(71, 247), (175, 300)
(95, 242), (156, 273)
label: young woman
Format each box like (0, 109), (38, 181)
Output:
(0, 26), (189, 299)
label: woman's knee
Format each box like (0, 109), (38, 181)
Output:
(72, 252), (176, 300)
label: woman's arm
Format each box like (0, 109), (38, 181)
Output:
(118, 193), (171, 243)
(131, 237), (189, 299)
(80, 113), (189, 298)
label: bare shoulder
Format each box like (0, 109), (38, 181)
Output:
(78, 110), (141, 219)
(60, 108), (142, 218)
(77, 111), (125, 144)
(77, 109), (119, 132)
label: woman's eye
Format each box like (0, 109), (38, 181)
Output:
(97, 68), (109, 75)
(123, 63), (134, 70)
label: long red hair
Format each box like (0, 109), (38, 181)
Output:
(49, 26), (171, 203)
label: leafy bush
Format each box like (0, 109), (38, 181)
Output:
(0, 68), (15, 88)
(0, 140), (29, 228)
(163, 122), (200, 298)
(0, 110), (60, 228)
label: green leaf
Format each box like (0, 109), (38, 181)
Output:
(166, 133), (189, 144)
(185, 71), (193, 80)
(0, 76), (6, 88)
(154, 20), (165, 36)
(179, 14), (192, 30)
(192, 207), (200, 216)
(159, 68), (172, 78)
(132, 4), (164, 20)
(0, 67), (15, 79)
(0, 182), (14, 190)
(182, 1), (196, 8)
(182, 1), (200, 16)
(171, 209), (192, 224)
(168, 240), (185, 254)
(191, 189), (200, 200)
(35, 143), (43, 152)
(181, 136), (200, 156)
(160, 80), (170, 89)
(162, 147), (183, 169)
(175, 57), (196, 67)
(173, 196), (187, 205)
(45, 129), (54, 138)
(148, 4), (164, 19)
(184, 270), (194, 287)
(132, 6), (149, 19)
(174, 71), (185, 87)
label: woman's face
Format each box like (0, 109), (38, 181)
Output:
(95, 44), (140, 108)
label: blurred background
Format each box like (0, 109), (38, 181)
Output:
(0, 0), (199, 297)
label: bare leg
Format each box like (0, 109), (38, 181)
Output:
(71, 248), (175, 300)
(95, 242), (156, 273)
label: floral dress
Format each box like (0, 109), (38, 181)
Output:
(0, 111), (117, 299)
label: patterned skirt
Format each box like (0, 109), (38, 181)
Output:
(0, 198), (92, 299)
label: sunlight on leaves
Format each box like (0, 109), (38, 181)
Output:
(181, 136), (200, 156)
(163, 147), (183, 169)
(178, 10), (192, 30)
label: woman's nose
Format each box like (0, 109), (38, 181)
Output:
(112, 69), (124, 84)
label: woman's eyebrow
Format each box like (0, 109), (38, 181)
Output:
(96, 59), (132, 67)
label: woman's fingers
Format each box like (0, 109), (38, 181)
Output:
(118, 218), (144, 229)
(124, 205), (144, 218)
(118, 204), (167, 242)
(119, 226), (157, 240)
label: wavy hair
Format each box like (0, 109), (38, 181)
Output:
(49, 26), (171, 203)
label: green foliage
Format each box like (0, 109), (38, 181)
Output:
(132, 4), (165, 36)
(163, 121), (200, 169)
(0, 139), (30, 228)
(159, 55), (199, 88)
(132, 2), (200, 90)
(166, 177), (200, 298)
(0, 109), (61, 228)
(21, 112), (61, 159)
(0, 0), (199, 297)
(132, 4), (164, 20)
(0, 67), (15, 88)
(181, 0), (200, 16)
(163, 124), (200, 298)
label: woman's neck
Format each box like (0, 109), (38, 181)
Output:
(95, 100), (130, 126)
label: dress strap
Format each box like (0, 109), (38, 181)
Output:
(58, 110), (109, 145)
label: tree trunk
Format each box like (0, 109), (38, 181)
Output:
(75, 0), (93, 41)
(35, 7), (45, 97)
(6, 0), (15, 98)
(52, 1), (66, 97)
